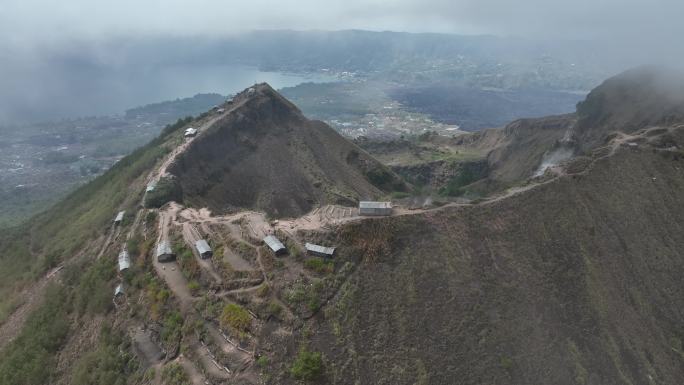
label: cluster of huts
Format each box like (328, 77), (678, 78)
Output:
(263, 234), (336, 258)
(154, 238), (213, 263)
(113, 210), (131, 299)
(112, 200), (393, 298)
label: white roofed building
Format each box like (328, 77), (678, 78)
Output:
(118, 250), (131, 272)
(359, 201), (392, 216)
(114, 210), (125, 224)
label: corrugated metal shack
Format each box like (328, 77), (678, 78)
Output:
(195, 239), (213, 259)
(184, 127), (198, 137)
(305, 243), (335, 258)
(114, 210), (125, 224)
(156, 240), (175, 262)
(118, 250), (131, 271)
(359, 201), (392, 216)
(263, 235), (287, 255)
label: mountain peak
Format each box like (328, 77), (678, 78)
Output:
(167, 85), (405, 218)
(575, 66), (684, 150)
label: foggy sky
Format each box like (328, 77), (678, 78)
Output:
(0, 0), (681, 47)
(0, 0), (681, 124)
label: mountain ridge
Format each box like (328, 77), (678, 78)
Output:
(1, 68), (684, 385)
(168, 83), (406, 218)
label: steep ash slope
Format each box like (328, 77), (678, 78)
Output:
(576, 67), (684, 151)
(452, 67), (684, 192)
(297, 137), (684, 385)
(168, 84), (405, 218)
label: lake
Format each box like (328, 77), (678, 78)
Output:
(0, 64), (336, 124)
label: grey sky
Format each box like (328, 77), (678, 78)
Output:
(0, 0), (681, 46)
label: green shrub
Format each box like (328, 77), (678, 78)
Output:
(127, 234), (142, 257)
(439, 168), (479, 197)
(267, 301), (282, 317)
(187, 280), (200, 295)
(161, 311), (184, 346)
(220, 303), (251, 332)
(145, 210), (158, 224)
(304, 257), (334, 274)
(290, 348), (324, 381)
(161, 363), (190, 385)
(174, 242), (200, 280)
(256, 356), (269, 368)
(365, 167), (403, 191)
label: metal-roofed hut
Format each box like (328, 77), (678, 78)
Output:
(114, 283), (124, 297)
(195, 239), (213, 259)
(305, 243), (335, 258)
(146, 182), (156, 193)
(156, 240), (175, 262)
(118, 250), (131, 272)
(359, 201), (392, 216)
(114, 210), (125, 224)
(184, 127), (197, 137)
(263, 235), (287, 255)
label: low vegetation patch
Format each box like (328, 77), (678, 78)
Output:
(0, 285), (70, 385)
(439, 168), (480, 197)
(161, 311), (184, 348)
(174, 242), (200, 280)
(161, 363), (190, 385)
(71, 257), (117, 315)
(304, 257), (334, 274)
(71, 325), (138, 385)
(220, 303), (251, 332)
(290, 348), (324, 381)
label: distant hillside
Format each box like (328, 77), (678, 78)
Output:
(448, 67), (684, 192)
(125, 93), (226, 122)
(168, 84), (406, 218)
(576, 67), (684, 151)
(388, 84), (584, 131)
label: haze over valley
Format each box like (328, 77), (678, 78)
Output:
(1, 1), (684, 385)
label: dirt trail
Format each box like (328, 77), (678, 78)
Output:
(154, 207), (197, 312)
(151, 113), (226, 185)
(96, 223), (118, 259)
